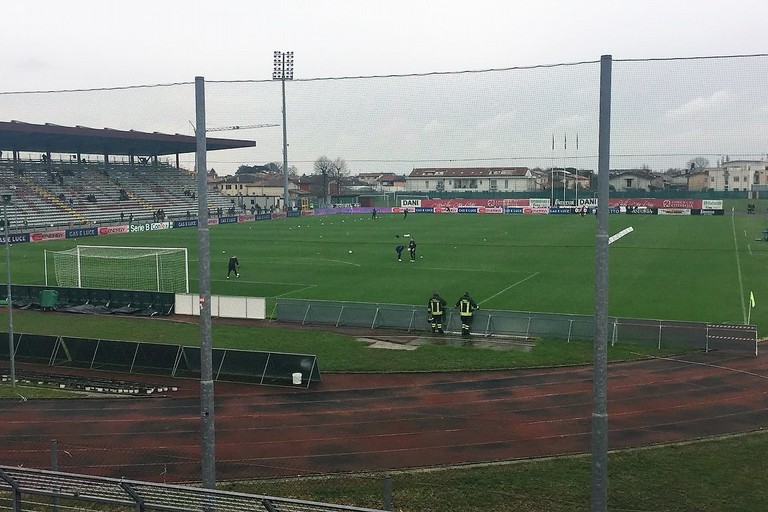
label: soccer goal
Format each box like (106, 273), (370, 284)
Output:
(44, 245), (189, 293)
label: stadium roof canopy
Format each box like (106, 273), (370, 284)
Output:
(0, 120), (255, 157)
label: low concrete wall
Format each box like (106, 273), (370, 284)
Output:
(175, 293), (266, 320)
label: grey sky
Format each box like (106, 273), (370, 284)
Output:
(2, 0), (767, 175)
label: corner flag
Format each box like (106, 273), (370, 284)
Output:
(750, 291), (755, 308)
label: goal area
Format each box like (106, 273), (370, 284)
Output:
(45, 245), (189, 293)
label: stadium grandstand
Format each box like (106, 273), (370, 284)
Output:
(0, 120), (255, 228)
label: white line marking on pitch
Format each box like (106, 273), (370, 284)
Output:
(479, 272), (540, 305)
(320, 258), (361, 267)
(730, 212), (747, 323)
(419, 267), (533, 273)
(276, 284), (319, 298)
(608, 226), (634, 245)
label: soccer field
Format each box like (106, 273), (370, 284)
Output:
(7, 211), (767, 330)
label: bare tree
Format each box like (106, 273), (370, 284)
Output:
(313, 156), (349, 204)
(686, 157), (710, 172)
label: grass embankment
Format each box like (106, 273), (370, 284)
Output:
(224, 431), (768, 512)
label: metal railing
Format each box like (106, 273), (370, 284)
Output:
(0, 465), (386, 512)
(275, 298), (759, 354)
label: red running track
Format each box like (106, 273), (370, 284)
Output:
(2, 350), (768, 482)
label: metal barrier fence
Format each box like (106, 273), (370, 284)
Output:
(275, 298), (759, 355)
(0, 332), (321, 387)
(0, 465), (386, 512)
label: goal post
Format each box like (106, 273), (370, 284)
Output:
(44, 245), (189, 293)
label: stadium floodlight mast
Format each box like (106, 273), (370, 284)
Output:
(2, 192), (14, 388)
(273, 50), (294, 211)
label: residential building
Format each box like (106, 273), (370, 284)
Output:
(687, 170), (710, 191)
(707, 160), (768, 192)
(212, 171), (300, 209)
(406, 167), (536, 193)
(608, 170), (663, 192)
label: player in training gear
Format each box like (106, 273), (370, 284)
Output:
(408, 239), (417, 262)
(428, 291), (447, 334)
(456, 291), (478, 337)
(395, 244), (405, 261)
(227, 255), (240, 278)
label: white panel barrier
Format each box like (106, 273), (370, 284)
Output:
(174, 294), (266, 320)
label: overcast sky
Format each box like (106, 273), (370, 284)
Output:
(2, 0), (768, 175)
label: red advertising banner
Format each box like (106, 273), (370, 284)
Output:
(608, 198), (702, 209)
(30, 230), (66, 242)
(98, 225), (130, 235)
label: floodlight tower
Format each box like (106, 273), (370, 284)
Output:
(273, 51), (294, 211)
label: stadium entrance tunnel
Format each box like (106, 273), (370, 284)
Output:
(6, 284), (175, 316)
(0, 331), (321, 389)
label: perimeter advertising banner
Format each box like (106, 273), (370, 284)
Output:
(172, 219), (198, 228)
(0, 233), (30, 244)
(402, 198), (536, 210)
(66, 226), (99, 238)
(98, 225), (130, 235)
(702, 200), (724, 210)
(30, 230), (66, 242)
(657, 208), (692, 216)
(129, 221), (170, 233)
(608, 198), (703, 209)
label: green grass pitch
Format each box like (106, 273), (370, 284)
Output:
(6, 211), (767, 331)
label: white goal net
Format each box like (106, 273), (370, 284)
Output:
(45, 245), (189, 293)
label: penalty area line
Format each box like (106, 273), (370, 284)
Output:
(479, 272), (540, 306)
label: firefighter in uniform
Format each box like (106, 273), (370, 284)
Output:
(456, 292), (478, 337)
(428, 292), (447, 334)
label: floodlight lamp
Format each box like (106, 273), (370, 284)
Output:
(0, 194), (11, 204)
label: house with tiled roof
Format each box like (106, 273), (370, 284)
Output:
(406, 167), (536, 193)
(608, 170), (663, 192)
(213, 171), (302, 210)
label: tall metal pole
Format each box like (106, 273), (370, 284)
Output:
(281, 74), (289, 210)
(274, 51), (294, 211)
(3, 198), (14, 388)
(591, 54), (612, 512)
(195, 76), (216, 489)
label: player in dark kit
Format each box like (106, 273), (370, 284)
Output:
(395, 244), (405, 261)
(227, 255), (239, 278)
(428, 292), (447, 334)
(456, 291), (478, 336)
(408, 239), (416, 262)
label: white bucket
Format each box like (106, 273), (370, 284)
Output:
(292, 372), (302, 385)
